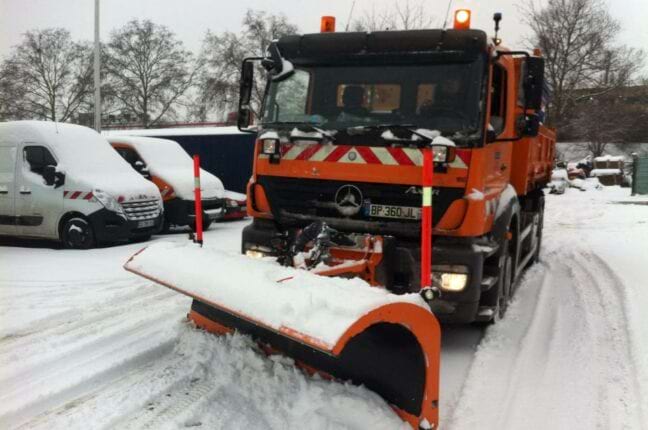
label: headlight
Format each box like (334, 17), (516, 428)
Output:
(439, 273), (468, 291)
(93, 189), (125, 217)
(245, 250), (266, 259)
(432, 265), (469, 292)
(225, 199), (238, 208)
(262, 139), (279, 155)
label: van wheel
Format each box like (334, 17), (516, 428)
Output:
(190, 217), (212, 232)
(62, 217), (96, 249)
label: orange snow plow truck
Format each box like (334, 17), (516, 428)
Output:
(125, 11), (555, 430)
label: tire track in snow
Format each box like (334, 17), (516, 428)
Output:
(448, 247), (643, 430)
(0, 307), (186, 428)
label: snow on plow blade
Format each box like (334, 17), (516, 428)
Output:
(124, 242), (440, 429)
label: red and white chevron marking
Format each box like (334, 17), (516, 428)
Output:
(63, 191), (94, 200)
(274, 143), (470, 169)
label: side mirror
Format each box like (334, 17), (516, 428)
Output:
(525, 57), (545, 111)
(238, 59), (255, 131)
(43, 165), (56, 186)
(524, 113), (541, 137)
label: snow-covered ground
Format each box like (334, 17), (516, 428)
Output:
(1, 187), (647, 429)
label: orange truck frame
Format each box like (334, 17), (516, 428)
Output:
(235, 13), (555, 325)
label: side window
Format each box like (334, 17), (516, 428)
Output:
(268, 69), (311, 122)
(490, 64), (507, 135)
(24, 146), (57, 176)
(114, 146), (149, 177)
(0, 147), (17, 182)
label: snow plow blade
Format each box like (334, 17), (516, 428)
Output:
(124, 242), (440, 429)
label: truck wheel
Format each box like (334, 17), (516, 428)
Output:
(532, 196), (545, 264)
(493, 250), (513, 322)
(477, 240), (513, 325)
(61, 217), (96, 249)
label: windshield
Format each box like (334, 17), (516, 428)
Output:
(261, 58), (486, 145)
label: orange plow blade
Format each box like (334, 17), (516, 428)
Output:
(124, 242), (441, 429)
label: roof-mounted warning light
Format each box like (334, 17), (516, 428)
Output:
(321, 16), (336, 33)
(454, 9), (471, 30)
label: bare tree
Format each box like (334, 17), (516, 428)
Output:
(522, 0), (644, 131)
(105, 20), (197, 128)
(350, 0), (437, 31)
(192, 10), (298, 122)
(0, 29), (94, 122)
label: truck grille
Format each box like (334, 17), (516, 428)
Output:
(122, 199), (161, 221)
(257, 176), (463, 231)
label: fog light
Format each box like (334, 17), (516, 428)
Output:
(245, 250), (266, 259)
(440, 273), (468, 292)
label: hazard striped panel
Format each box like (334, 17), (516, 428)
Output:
(273, 144), (470, 169)
(63, 191), (94, 200)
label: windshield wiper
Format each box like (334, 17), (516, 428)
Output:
(265, 122), (336, 142)
(347, 124), (433, 143)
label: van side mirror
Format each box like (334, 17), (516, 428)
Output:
(525, 57), (545, 111)
(43, 165), (65, 188)
(238, 59), (255, 131)
(43, 165), (56, 186)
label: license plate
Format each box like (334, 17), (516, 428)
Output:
(369, 204), (421, 220)
(137, 219), (155, 228)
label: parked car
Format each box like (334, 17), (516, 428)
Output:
(222, 190), (247, 220)
(106, 136), (226, 231)
(0, 121), (163, 248)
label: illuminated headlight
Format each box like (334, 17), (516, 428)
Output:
(432, 265), (469, 292)
(245, 250), (266, 259)
(262, 139), (280, 155)
(439, 273), (468, 291)
(93, 188), (125, 218)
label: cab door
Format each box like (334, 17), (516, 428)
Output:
(0, 143), (18, 236)
(16, 144), (63, 238)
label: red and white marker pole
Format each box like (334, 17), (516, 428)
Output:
(420, 147), (433, 291)
(193, 155), (204, 246)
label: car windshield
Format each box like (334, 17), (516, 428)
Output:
(261, 58), (486, 145)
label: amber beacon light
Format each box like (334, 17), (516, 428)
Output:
(453, 9), (471, 30)
(321, 16), (336, 33)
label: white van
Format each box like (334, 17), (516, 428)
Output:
(0, 121), (163, 248)
(106, 136), (225, 230)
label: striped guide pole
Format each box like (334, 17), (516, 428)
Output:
(420, 147), (433, 290)
(193, 155), (204, 246)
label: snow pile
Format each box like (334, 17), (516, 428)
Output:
(590, 168), (622, 177)
(107, 136), (224, 200)
(125, 241), (427, 349)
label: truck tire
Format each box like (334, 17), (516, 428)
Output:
(61, 217), (96, 249)
(532, 196), (545, 264)
(477, 239), (513, 325)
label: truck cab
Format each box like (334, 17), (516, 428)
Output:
(0, 121), (163, 248)
(106, 136), (226, 231)
(239, 16), (555, 323)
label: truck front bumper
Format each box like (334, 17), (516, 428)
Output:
(242, 218), (496, 324)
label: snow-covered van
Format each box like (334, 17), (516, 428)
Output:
(0, 121), (163, 248)
(106, 136), (226, 230)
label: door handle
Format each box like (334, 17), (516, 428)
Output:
(19, 190), (31, 195)
(0, 190), (8, 195)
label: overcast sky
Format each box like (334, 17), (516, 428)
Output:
(1, 0), (647, 72)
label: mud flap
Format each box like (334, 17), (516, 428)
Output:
(124, 242), (440, 429)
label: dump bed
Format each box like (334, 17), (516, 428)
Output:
(510, 124), (556, 195)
